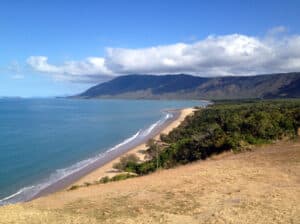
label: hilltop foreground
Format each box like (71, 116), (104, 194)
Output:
(1, 139), (299, 224)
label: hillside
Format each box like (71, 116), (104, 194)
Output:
(1, 139), (299, 224)
(78, 72), (300, 99)
(1, 100), (299, 223)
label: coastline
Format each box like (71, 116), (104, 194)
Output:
(30, 107), (196, 201)
(72, 107), (196, 187)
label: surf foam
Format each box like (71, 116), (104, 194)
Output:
(0, 111), (174, 205)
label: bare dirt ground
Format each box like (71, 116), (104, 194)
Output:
(1, 138), (299, 224)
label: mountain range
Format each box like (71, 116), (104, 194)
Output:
(77, 72), (300, 100)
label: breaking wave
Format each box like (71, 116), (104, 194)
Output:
(0, 111), (174, 206)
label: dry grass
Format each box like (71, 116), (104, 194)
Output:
(1, 139), (299, 224)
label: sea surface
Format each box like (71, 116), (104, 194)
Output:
(0, 98), (208, 205)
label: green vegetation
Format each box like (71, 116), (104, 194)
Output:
(113, 154), (140, 171)
(99, 173), (137, 183)
(99, 176), (110, 184)
(68, 173), (137, 190)
(118, 99), (300, 175)
(68, 99), (300, 189)
(84, 182), (92, 187)
(68, 185), (80, 191)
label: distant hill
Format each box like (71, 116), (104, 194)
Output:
(77, 72), (300, 100)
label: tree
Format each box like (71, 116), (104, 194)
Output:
(146, 139), (161, 169)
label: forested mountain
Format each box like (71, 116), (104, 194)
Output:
(78, 72), (300, 99)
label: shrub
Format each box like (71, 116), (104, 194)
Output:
(98, 173), (136, 184)
(160, 133), (168, 142)
(84, 182), (92, 186)
(68, 185), (79, 191)
(135, 161), (156, 175)
(99, 176), (110, 183)
(113, 154), (140, 171)
(111, 173), (136, 181)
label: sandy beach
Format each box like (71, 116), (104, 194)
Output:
(26, 107), (196, 201)
(72, 107), (196, 187)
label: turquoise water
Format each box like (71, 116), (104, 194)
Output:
(0, 98), (207, 204)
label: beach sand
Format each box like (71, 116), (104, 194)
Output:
(73, 107), (196, 187)
(23, 107), (196, 202)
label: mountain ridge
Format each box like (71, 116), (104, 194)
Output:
(77, 72), (300, 99)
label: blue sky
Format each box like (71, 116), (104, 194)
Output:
(1, 0), (300, 97)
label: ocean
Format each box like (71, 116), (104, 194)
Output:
(0, 98), (208, 205)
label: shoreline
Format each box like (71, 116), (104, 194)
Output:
(71, 107), (196, 188)
(30, 107), (196, 201)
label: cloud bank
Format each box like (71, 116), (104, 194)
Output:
(27, 29), (300, 83)
(26, 56), (112, 82)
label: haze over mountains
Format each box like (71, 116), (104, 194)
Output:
(78, 72), (300, 100)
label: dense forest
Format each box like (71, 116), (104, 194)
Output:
(112, 99), (300, 177)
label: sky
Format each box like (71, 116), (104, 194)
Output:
(1, 0), (300, 97)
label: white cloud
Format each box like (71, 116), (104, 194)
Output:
(27, 28), (300, 83)
(26, 56), (113, 82)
